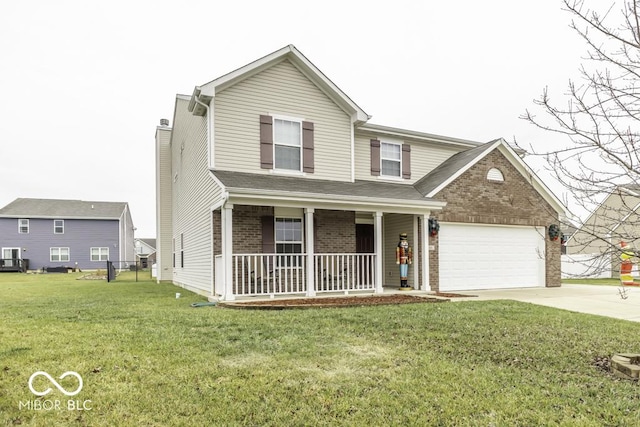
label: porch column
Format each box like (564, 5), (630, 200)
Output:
(421, 213), (430, 291)
(222, 203), (235, 301)
(374, 211), (383, 293)
(305, 208), (316, 297)
(413, 215), (419, 289)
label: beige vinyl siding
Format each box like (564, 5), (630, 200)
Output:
(155, 126), (173, 282)
(354, 132), (466, 184)
(568, 192), (640, 255)
(170, 97), (223, 295)
(214, 59), (352, 181)
(383, 214), (415, 288)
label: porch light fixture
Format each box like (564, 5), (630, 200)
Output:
(428, 218), (440, 237)
(548, 224), (560, 241)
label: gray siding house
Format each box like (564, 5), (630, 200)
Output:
(0, 198), (135, 271)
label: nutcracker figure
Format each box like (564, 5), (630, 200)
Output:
(396, 233), (413, 289)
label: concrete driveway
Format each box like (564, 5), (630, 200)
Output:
(458, 284), (640, 322)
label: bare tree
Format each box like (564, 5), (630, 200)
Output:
(520, 0), (640, 277)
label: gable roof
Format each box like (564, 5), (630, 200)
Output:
(414, 138), (566, 215)
(0, 198), (128, 220)
(135, 238), (157, 251)
(189, 45), (370, 124)
(414, 141), (498, 196)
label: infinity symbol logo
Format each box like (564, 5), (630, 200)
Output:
(28, 371), (83, 397)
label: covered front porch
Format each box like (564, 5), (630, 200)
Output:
(213, 205), (441, 301)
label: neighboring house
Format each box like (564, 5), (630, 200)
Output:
(564, 184), (640, 278)
(0, 198), (135, 271)
(155, 45), (566, 300)
(135, 238), (156, 269)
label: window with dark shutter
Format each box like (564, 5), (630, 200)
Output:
(370, 139), (381, 176)
(260, 115), (273, 169)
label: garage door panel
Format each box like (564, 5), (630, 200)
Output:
(439, 224), (545, 291)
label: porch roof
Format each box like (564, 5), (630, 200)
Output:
(211, 170), (446, 211)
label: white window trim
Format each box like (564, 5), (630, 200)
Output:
(272, 115), (304, 172)
(50, 247), (70, 262)
(90, 247), (109, 261)
(275, 216), (304, 268)
(18, 219), (29, 234)
(54, 219), (64, 234)
(380, 140), (403, 178)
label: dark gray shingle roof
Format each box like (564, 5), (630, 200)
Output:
(413, 140), (499, 196)
(212, 170), (434, 202)
(0, 198), (127, 219)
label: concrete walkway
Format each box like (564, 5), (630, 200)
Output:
(457, 284), (640, 322)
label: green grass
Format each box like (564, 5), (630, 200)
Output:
(1, 273), (640, 426)
(562, 278), (621, 286)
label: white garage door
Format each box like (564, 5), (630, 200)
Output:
(439, 223), (545, 291)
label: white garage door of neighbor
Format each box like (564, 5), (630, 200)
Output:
(439, 223), (545, 291)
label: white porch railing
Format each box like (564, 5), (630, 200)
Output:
(315, 254), (375, 293)
(231, 253), (376, 297)
(233, 254), (307, 296)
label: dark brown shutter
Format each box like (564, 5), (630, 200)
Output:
(370, 139), (381, 176)
(302, 121), (314, 173)
(261, 216), (275, 253)
(261, 215), (275, 272)
(260, 115), (273, 169)
(402, 143), (411, 179)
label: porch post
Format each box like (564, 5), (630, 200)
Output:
(305, 208), (316, 296)
(374, 211), (383, 293)
(413, 215), (419, 289)
(222, 203), (235, 301)
(421, 212), (430, 291)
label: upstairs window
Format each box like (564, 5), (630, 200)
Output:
(260, 115), (314, 173)
(371, 139), (411, 179)
(381, 142), (401, 177)
(18, 219), (29, 234)
(274, 119), (302, 171)
(54, 220), (64, 234)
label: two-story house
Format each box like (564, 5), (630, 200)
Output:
(155, 45), (565, 301)
(0, 198), (135, 271)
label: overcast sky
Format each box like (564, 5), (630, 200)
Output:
(1, 1), (586, 237)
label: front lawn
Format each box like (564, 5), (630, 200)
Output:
(562, 278), (621, 286)
(1, 273), (639, 426)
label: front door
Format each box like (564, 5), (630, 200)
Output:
(2, 248), (20, 267)
(356, 224), (374, 253)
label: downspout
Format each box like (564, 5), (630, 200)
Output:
(193, 96), (214, 169)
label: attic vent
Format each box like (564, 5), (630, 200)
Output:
(160, 118), (169, 126)
(487, 168), (504, 182)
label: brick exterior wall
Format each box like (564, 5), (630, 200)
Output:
(429, 150), (561, 290)
(225, 206), (355, 254)
(314, 210), (356, 253)
(232, 205), (274, 253)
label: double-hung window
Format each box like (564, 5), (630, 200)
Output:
(381, 142), (401, 177)
(275, 218), (303, 267)
(274, 119), (302, 171)
(18, 219), (29, 234)
(90, 247), (109, 261)
(50, 247), (70, 262)
(54, 220), (64, 234)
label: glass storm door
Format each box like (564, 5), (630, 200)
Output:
(2, 248), (19, 267)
